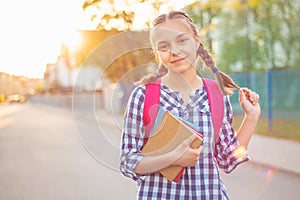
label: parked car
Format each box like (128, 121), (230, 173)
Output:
(7, 94), (26, 103)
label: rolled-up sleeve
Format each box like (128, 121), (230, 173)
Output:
(119, 86), (147, 182)
(215, 96), (249, 174)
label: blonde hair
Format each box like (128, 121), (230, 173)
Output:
(136, 11), (239, 95)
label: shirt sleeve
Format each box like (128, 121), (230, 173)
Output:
(214, 95), (249, 174)
(119, 86), (147, 182)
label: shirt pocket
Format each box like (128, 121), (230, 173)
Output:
(196, 102), (210, 117)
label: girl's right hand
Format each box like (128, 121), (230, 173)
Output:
(239, 88), (261, 118)
(171, 135), (204, 167)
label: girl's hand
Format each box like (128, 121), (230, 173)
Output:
(239, 88), (261, 118)
(171, 135), (204, 167)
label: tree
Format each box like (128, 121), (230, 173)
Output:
(217, 0), (267, 73)
(185, 0), (225, 51)
(186, 0), (300, 73)
(82, 0), (135, 30)
(250, 0), (300, 69)
(82, 0), (198, 31)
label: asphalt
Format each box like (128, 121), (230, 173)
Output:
(97, 109), (300, 176)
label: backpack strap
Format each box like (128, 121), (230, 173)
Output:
(202, 78), (224, 139)
(143, 79), (161, 139)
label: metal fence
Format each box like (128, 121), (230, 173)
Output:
(231, 68), (300, 120)
(30, 69), (300, 122)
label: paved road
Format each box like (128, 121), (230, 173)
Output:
(1, 103), (299, 200)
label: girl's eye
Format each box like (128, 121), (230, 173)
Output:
(178, 38), (188, 44)
(157, 43), (170, 52)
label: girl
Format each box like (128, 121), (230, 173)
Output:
(120, 11), (260, 199)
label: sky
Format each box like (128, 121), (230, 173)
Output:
(0, 0), (89, 79)
(0, 0), (197, 79)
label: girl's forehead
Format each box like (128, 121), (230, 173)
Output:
(151, 19), (194, 41)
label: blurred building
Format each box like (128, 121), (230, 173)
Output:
(42, 30), (120, 92)
(0, 72), (42, 96)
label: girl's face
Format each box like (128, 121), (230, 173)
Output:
(152, 19), (199, 74)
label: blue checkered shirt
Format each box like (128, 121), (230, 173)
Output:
(120, 83), (249, 200)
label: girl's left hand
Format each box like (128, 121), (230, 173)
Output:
(239, 88), (261, 118)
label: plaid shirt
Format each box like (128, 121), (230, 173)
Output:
(120, 83), (249, 200)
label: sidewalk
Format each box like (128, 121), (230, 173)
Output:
(96, 110), (300, 175)
(247, 134), (300, 175)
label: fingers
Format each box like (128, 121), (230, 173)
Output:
(181, 145), (204, 165)
(183, 135), (204, 156)
(239, 88), (246, 103)
(196, 145), (205, 154)
(240, 88), (259, 105)
(252, 92), (260, 104)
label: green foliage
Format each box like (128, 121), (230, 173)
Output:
(185, 0), (224, 51)
(219, 36), (265, 73)
(186, 0), (300, 72)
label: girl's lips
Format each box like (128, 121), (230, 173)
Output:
(171, 57), (186, 64)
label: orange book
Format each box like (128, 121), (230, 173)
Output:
(141, 110), (203, 182)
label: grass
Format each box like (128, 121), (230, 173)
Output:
(232, 115), (300, 143)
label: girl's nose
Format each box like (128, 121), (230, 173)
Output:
(170, 45), (180, 55)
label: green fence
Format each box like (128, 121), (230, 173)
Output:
(230, 68), (300, 120)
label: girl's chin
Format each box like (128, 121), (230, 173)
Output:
(168, 65), (194, 74)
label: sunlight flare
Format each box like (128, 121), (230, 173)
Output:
(233, 145), (247, 159)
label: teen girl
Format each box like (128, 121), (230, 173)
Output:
(120, 11), (261, 199)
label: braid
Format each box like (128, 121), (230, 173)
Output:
(135, 64), (168, 85)
(198, 43), (239, 95)
(197, 43), (215, 69)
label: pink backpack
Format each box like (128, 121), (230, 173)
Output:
(142, 78), (224, 182)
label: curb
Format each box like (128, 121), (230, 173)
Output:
(248, 160), (300, 178)
(247, 134), (300, 176)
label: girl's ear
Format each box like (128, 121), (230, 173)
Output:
(194, 37), (201, 50)
(195, 38), (201, 55)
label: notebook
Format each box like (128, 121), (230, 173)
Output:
(141, 108), (203, 182)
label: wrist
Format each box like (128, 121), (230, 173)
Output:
(244, 112), (260, 121)
(168, 149), (181, 165)
(168, 146), (187, 166)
